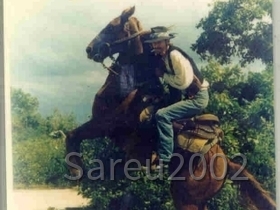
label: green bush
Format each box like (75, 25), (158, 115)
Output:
(78, 138), (174, 210)
(13, 136), (74, 188)
(11, 87), (78, 188)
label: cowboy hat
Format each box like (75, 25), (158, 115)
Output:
(144, 32), (176, 43)
(144, 26), (176, 43)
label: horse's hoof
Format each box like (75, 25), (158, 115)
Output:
(67, 168), (84, 180)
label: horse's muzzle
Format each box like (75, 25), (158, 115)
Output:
(86, 47), (92, 56)
(93, 54), (103, 62)
(86, 48), (104, 62)
(86, 43), (111, 63)
(86, 46), (95, 60)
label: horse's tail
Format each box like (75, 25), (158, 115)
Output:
(227, 160), (276, 210)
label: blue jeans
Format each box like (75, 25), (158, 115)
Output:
(155, 89), (209, 162)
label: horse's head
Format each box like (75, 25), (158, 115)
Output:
(86, 6), (150, 63)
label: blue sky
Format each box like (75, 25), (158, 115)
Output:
(4, 0), (264, 123)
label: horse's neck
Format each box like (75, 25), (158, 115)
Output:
(117, 38), (145, 65)
(116, 53), (139, 66)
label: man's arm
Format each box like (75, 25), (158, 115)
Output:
(163, 50), (193, 90)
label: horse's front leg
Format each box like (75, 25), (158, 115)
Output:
(65, 118), (106, 178)
(65, 89), (119, 178)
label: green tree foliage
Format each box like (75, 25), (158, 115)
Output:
(13, 137), (74, 188)
(201, 61), (275, 209)
(43, 109), (77, 134)
(11, 88), (78, 187)
(191, 0), (272, 66)
(11, 87), (78, 141)
(189, 2), (275, 206)
(11, 88), (44, 141)
(11, 88), (40, 128)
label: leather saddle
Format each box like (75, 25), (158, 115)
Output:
(172, 113), (223, 140)
(173, 114), (224, 155)
(139, 105), (223, 140)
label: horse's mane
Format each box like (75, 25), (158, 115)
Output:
(127, 17), (144, 55)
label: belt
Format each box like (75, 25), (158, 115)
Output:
(183, 76), (209, 99)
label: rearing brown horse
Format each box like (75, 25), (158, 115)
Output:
(65, 6), (162, 177)
(66, 6), (276, 210)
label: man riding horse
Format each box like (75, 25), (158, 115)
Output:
(59, 6), (276, 210)
(143, 27), (210, 170)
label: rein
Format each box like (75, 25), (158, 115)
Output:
(111, 29), (151, 45)
(101, 62), (119, 75)
(101, 28), (151, 76)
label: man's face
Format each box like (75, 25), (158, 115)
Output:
(151, 40), (169, 56)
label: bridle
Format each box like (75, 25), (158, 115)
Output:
(100, 23), (151, 76)
(96, 23), (175, 76)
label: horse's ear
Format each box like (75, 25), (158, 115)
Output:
(121, 6), (135, 23)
